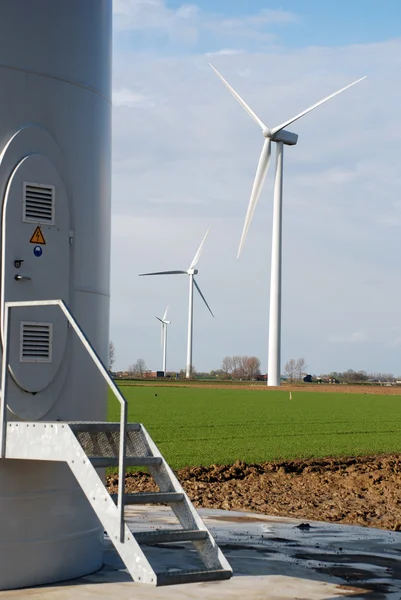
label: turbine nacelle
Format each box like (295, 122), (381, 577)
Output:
(187, 268), (198, 275)
(156, 318), (170, 324)
(263, 126), (298, 145)
(270, 129), (298, 146)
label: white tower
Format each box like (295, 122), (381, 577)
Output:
(0, 0), (112, 589)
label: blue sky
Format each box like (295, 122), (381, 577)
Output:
(114, 1), (401, 54)
(110, 1), (401, 376)
(170, 0), (401, 46)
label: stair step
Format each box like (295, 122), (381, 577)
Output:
(90, 456), (162, 468)
(134, 529), (208, 545)
(69, 422), (141, 433)
(156, 568), (232, 586)
(111, 492), (184, 505)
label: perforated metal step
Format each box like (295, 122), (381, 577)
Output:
(111, 492), (184, 505)
(70, 422), (149, 460)
(90, 456), (162, 468)
(134, 529), (208, 545)
(156, 568), (232, 586)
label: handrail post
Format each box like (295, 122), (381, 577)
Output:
(0, 303), (10, 458)
(56, 300), (129, 542)
(118, 400), (127, 542)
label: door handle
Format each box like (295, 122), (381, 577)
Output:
(14, 274), (31, 281)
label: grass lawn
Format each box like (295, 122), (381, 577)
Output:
(108, 386), (401, 469)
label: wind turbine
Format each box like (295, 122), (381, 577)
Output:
(156, 306), (171, 376)
(140, 227), (214, 378)
(210, 64), (366, 387)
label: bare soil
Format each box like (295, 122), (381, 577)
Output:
(123, 381), (401, 395)
(106, 454), (401, 531)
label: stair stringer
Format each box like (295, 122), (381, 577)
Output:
(4, 421), (157, 585)
(139, 424), (232, 573)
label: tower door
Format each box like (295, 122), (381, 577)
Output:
(1, 153), (71, 395)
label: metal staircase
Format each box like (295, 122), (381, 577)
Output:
(0, 300), (232, 586)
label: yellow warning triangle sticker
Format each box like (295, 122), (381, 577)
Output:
(30, 226), (46, 245)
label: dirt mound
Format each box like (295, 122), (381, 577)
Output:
(106, 454), (401, 530)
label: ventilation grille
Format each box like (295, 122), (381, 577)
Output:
(20, 322), (53, 363)
(23, 182), (55, 224)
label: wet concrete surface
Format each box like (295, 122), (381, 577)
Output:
(1, 507), (400, 599)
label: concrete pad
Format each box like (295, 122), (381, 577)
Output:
(1, 507), (400, 599)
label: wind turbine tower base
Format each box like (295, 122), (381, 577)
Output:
(0, 0), (112, 589)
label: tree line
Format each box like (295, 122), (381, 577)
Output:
(109, 341), (401, 384)
(127, 358), (147, 377)
(220, 355), (261, 380)
(122, 355), (262, 381)
(320, 369), (398, 384)
(283, 358), (307, 382)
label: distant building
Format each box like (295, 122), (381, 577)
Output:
(143, 371), (165, 379)
(115, 371), (130, 378)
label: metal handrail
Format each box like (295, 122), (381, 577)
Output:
(0, 299), (127, 543)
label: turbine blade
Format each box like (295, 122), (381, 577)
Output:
(155, 316), (163, 323)
(238, 138), (272, 257)
(189, 226), (211, 270)
(139, 270), (187, 276)
(210, 63), (268, 132)
(271, 76), (367, 135)
(193, 278), (214, 318)
(162, 305), (169, 321)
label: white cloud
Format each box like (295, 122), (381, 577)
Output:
(205, 49), (245, 57)
(147, 196), (202, 205)
(328, 331), (367, 344)
(113, 1), (296, 48)
(113, 88), (155, 108)
(113, 0), (200, 45)
(113, 0), (198, 28)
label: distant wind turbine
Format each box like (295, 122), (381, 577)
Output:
(156, 305), (171, 376)
(210, 64), (366, 387)
(140, 227), (214, 378)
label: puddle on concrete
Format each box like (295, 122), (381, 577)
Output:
(294, 551), (401, 572)
(212, 515), (271, 524)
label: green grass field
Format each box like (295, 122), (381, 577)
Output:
(108, 386), (401, 469)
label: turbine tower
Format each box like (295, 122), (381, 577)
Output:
(211, 64), (366, 387)
(140, 227), (214, 378)
(156, 306), (171, 376)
